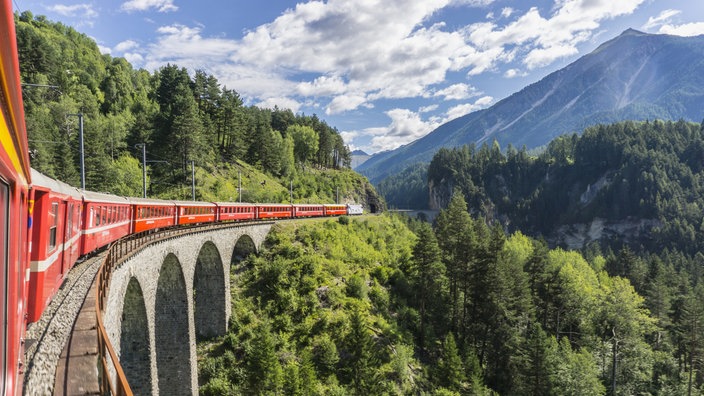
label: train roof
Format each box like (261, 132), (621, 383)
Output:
(80, 189), (130, 204)
(1, 1), (31, 184)
(30, 168), (82, 198)
(128, 196), (176, 206)
(172, 200), (216, 207)
(213, 202), (256, 206)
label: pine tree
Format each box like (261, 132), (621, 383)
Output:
(411, 222), (447, 357)
(435, 189), (474, 335)
(343, 308), (379, 395)
(437, 332), (465, 392)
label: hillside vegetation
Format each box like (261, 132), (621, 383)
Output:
(15, 12), (382, 207)
(200, 202), (704, 395)
(384, 120), (704, 254)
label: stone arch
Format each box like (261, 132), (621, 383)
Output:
(193, 241), (226, 338)
(232, 234), (257, 265)
(120, 277), (151, 395)
(155, 254), (191, 396)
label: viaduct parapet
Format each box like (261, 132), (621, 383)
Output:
(101, 223), (273, 395)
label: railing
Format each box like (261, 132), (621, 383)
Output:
(95, 221), (273, 395)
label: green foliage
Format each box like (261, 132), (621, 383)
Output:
(426, 120), (704, 255)
(15, 13), (363, 202)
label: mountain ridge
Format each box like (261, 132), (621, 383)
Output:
(358, 29), (704, 183)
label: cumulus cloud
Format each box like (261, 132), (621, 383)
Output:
(132, 0), (653, 152)
(115, 40), (139, 52)
(504, 68), (527, 78)
(364, 108), (442, 152)
(444, 95), (493, 121)
(434, 83), (480, 100)
(642, 9), (681, 30)
(640, 9), (704, 37)
(47, 3), (97, 19)
(256, 97), (303, 113)
(121, 0), (177, 13)
(658, 22), (704, 37)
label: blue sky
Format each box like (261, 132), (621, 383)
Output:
(13, 0), (704, 154)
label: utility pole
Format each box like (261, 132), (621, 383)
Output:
(238, 170), (242, 202)
(135, 143), (146, 198)
(336, 186), (339, 204)
(68, 113), (85, 189)
(191, 160), (196, 201)
(290, 180), (293, 204)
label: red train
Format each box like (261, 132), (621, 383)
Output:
(26, 171), (364, 323)
(0, 5), (364, 393)
(1, 2), (32, 393)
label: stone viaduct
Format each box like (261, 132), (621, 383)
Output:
(101, 222), (273, 395)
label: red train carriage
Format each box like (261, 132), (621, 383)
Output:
(175, 201), (216, 225)
(130, 197), (176, 233)
(27, 170), (82, 322)
(215, 202), (256, 222)
(323, 204), (347, 216)
(80, 191), (131, 255)
(256, 204), (293, 219)
(293, 204), (324, 218)
(0, 1), (32, 392)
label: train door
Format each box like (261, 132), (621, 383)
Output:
(61, 201), (73, 275)
(0, 180), (8, 396)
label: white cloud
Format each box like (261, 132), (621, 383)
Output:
(256, 97), (302, 113)
(124, 52), (144, 65)
(326, 95), (368, 115)
(115, 40), (139, 52)
(97, 44), (111, 54)
(130, 0), (652, 153)
(121, 0), (177, 13)
(347, 108), (445, 152)
(444, 95), (493, 120)
(434, 83), (480, 100)
(47, 3), (97, 19)
(642, 9), (681, 30)
(658, 22), (704, 37)
(419, 104), (439, 113)
(504, 68), (527, 78)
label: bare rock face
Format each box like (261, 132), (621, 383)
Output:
(551, 217), (662, 249)
(428, 179), (453, 210)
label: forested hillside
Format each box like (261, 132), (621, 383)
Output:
(15, 12), (381, 206)
(383, 120), (704, 254)
(200, 204), (704, 395)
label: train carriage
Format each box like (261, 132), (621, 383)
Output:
(293, 204), (324, 218)
(214, 202), (256, 222)
(256, 204), (293, 219)
(0, 1), (32, 392)
(323, 204), (347, 216)
(27, 170), (82, 322)
(130, 197), (176, 233)
(346, 204), (364, 215)
(175, 201), (216, 225)
(80, 191), (131, 255)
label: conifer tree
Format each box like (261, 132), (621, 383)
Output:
(411, 222), (447, 357)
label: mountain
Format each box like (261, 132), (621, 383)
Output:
(358, 29), (704, 183)
(350, 149), (371, 169)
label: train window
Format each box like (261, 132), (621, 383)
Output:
(67, 203), (74, 238)
(49, 202), (58, 251)
(95, 206), (101, 227)
(0, 181), (7, 393)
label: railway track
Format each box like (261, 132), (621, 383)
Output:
(23, 253), (106, 396)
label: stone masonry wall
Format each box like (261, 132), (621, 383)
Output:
(102, 223), (272, 395)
